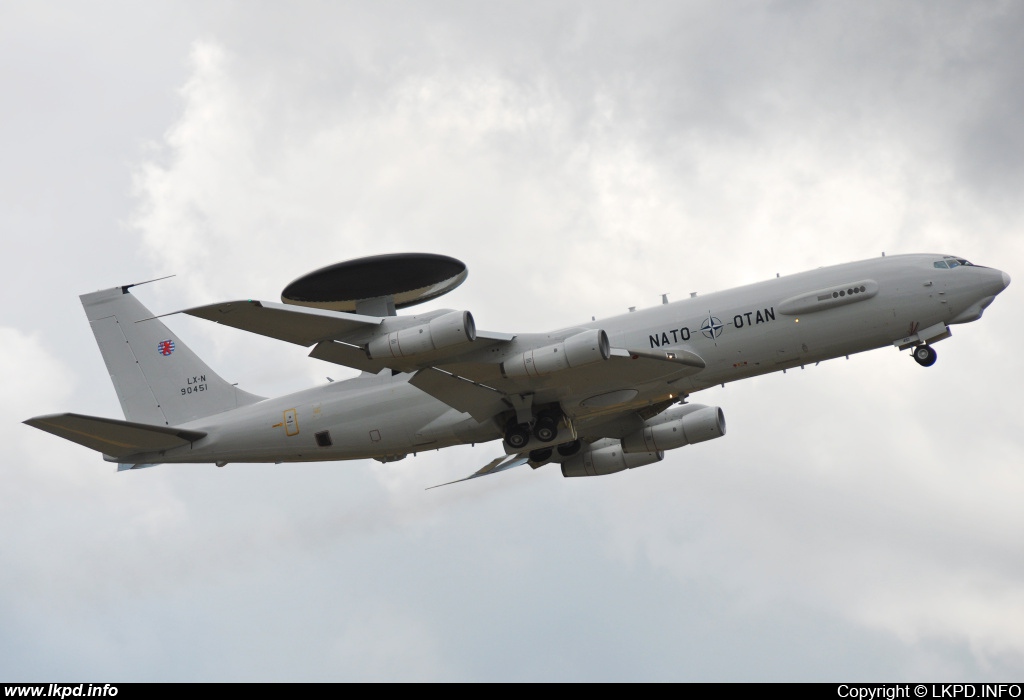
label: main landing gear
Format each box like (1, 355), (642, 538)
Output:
(533, 413), (558, 442)
(912, 345), (937, 367)
(529, 439), (582, 466)
(529, 447), (553, 463)
(504, 409), (564, 450)
(505, 422), (531, 449)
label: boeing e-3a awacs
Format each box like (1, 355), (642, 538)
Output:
(25, 252), (1010, 485)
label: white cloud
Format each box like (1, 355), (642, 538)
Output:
(7, 2), (1024, 680)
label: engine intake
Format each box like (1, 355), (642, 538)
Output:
(561, 443), (663, 477)
(620, 404), (726, 453)
(501, 329), (610, 379)
(366, 310), (476, 359)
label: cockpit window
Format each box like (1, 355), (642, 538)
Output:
(935, 255), (974, 269)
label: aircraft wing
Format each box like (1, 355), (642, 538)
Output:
(182, 300), (516, 374)
(426, 453), (530, 489)
(416, 346), (699, 410)
(182, 297), (705, 425)
(399, 346), (704, 425)
(408, 368), (509, 422)
(181, 300), (383, 346)
(23, 413), (207, 459)
(307, 332), (704, 423)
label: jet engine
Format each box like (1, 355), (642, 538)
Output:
(560, 440), (663, 478)
(620, 403), (725, 453)
(501, 329), (610, 379)
(366, 310), (476, 359)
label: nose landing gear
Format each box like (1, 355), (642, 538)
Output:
(913, 345), (937, 367)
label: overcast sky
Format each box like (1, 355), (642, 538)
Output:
(2, 1), (1023, 681)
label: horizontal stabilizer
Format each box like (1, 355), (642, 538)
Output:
(427, 453), (530, 489)
(24, 413), (207, 459)
(181, 300), (382, 347)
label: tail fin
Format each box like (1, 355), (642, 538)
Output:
(82, 285), (264, 426)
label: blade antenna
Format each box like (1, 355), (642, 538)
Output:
(121, 274), (176, 293)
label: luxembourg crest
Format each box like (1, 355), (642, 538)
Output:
(158, 339), (176, 356)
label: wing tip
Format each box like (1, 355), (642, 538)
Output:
(426, 454), (530, 489)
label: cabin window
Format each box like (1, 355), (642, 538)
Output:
(934, 261), (949, 269)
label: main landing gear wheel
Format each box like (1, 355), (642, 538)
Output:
(529, 447), (553, 464)
(556, 440), (582, 457)
(505, 422), (531, 450)
(533, 414), (559, 443)
(913, 345), (937, 367)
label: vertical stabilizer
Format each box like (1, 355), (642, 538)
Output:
(82, 286), (264, 426)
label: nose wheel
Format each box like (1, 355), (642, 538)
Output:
(913, 345), (937, 367)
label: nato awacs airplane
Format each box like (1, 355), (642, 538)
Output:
(25, 252), (1009, 487)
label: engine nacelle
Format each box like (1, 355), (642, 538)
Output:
(501, 329), (610, 379)
(561, 443), (663, 478)
(620, 404), (726, 453)
(366, 310), (476, 359)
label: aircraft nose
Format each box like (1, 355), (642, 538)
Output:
(1002, 270), (1011, 290)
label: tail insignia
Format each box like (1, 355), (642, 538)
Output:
(158, 339), (176, 356)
